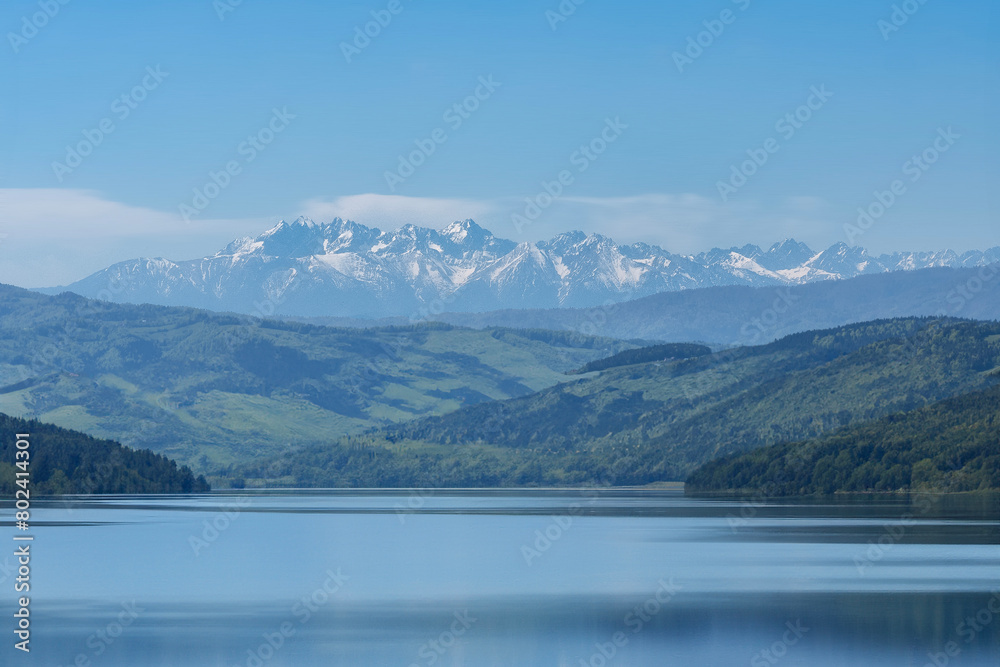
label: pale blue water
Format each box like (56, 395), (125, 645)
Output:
(3, 490), (998, 666)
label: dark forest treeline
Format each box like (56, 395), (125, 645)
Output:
(0, 413), (209, 495)
(569, 343), (711, 374)
(685, 384), (1000, 495)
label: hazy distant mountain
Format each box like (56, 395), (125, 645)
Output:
(44, 217), (1000, 318)
(430, 267), (1000, 345)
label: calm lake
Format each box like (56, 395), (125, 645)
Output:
(5, 489), (999, 666)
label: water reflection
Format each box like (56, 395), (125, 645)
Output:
(3, 490), (997, 666)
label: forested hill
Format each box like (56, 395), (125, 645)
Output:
(0, 283), (633, 472)
(381, 318), (1000, 465)
(569, 343), (711, 374)
(685, 384), (1000, 495)
(233, 317), (1000, 488)
(0, 413), (209, 494)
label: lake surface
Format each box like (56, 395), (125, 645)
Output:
(3, 489), (998, 666)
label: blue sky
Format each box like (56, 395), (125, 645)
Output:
(0, 0), (997, 286)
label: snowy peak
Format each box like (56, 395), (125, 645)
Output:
(254, 219), (333, 258)
(441, 219), (516, 258)
(61, 218), (1000, 318)
(288, 215), (321, 228)
(807, 243), (878, 275)
(323, 218), (381, 254)
(759, 239), (815, 271)
(442, 219), (484, 245)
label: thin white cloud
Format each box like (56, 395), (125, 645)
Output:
(560, 196), (835, 252)
(0, 189), (266, 287)
(552, 194), (836, 252)
(551, 193), (756, 251)
(0, 188), (178, 238)
(0, 188), (265, 239)
(298, 192), (837, 253)
(300, 194), (494, 230)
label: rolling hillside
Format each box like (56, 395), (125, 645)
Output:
(235, 318), (1000, 487)
(0, 284), (634, 472)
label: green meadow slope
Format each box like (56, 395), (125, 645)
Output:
(0, 284), (634, 471)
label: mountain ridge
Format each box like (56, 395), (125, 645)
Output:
(286, 266), (1000, 346)
(42, 217), (1000, 318)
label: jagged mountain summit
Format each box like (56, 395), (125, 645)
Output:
(45, 217), (1000, 318)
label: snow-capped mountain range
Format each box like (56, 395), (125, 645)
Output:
(46, 217), (1000, 318)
